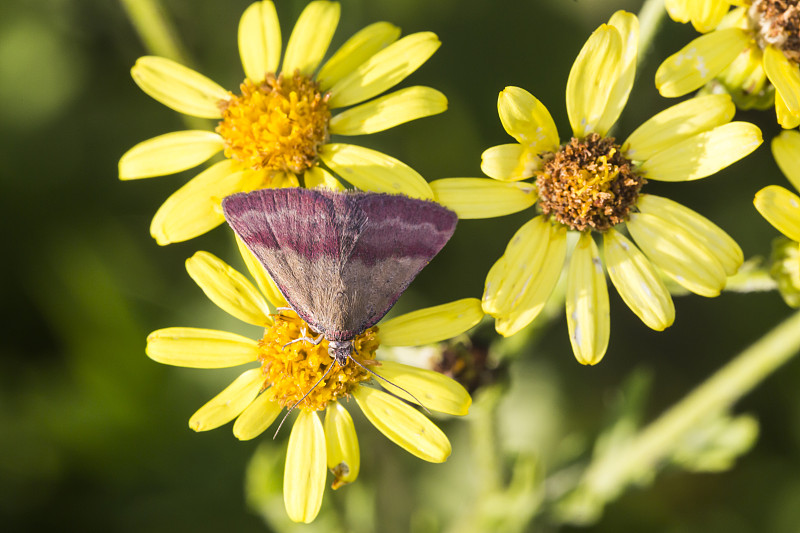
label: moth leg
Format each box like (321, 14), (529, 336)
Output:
(282, 327), (324, 350)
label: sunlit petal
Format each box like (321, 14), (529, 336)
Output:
(146, 327), (259, 368)
(754, 185), (800, 242)
(119, 131), (225, 180)
(771, 130), (800, 192)
(238, 0), (281, 80)
(565, 233), (609, 365)
(764, 45), (800, 122)
(284, 410), (326, 523)
(233, 392), (282, 440)
(189, 368), (264, 431)
(497, 86), (559, 150)
(303, 166), (345, 190)
(317, 22), (401, 90)
(324, 402), (360, 489)
(430, 178), (536, 219)
(282, 1), (340, 76)
(595, 11), (639, 135)
(329, 86), (446, 135)
(373, 361), (471, 415)
(379, 298), (484, 346)
(480, 144), (544, 182)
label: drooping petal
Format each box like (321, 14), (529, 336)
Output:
(329, 86), (447, 135)
(189, 368), (264, 431)
(623, 94), (735, 161)
(639, 122), (762, 182)
(595, 11), (639, 136)
(238, 0), (281, 81)
(565, 233), (610, 366)
(284, 410), (327, 523)
(497, 86), (559, 151)
(665, 0), (691, 23)
(480, 144), (543, 181)
(627, 212), (727, 297)
(354, 386), (451, 463)
(233, 392), (282, 440)
(234, 235), (288, 309)
(379, 298), (484, 346)
(754, 185), (800, 242)
(149, 160), (264, 245)
(303, 166), (344, 190)
(119, 131), (225, 180)
(764, 45), (800, 123)
(372, 361), (471, 416)
(429, 178), (536, 219)
(566, 23), (622, 137)
(688, 0), (730, 32)
(281, 1), (340, 76)
(319, 144), (433, 199)
(324, 402), (360, 489)
(146, 327), (259, 368)
(317, 22), (401, 90)
(483, 217), (568, 336)
(776, 90), (800, 129)
(328, 32), (440, 108)
(185, 251), (272, 326)
(655, 29), (750, 97)
(603, 229), (675, 331)
(637, 194), (743, 276)
(771, 130), (800, 192)
(131, 56), (228, 118)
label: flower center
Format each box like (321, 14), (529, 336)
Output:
(257, 312), (379, 411)
(536, 133), (644, 232)
(216, 73), (331, 173)
(750, 0), (800, 63)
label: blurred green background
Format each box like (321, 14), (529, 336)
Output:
(2, 0), (799, 531)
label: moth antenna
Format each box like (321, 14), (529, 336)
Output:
(349, 354), (433, 415)
(273, 361), (337, 439)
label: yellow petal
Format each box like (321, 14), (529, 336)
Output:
(379, 298), (484, 346)
(329, 86), (446, 135)
(373, 361), (471, 416)
(131, 56), (228, 119)
(284, 410), (326, 523)
(324, 402), (360, 489)
(655, 29), (750, 98)
(233, 391), (282, 440)
(566, 24), (622, 137)
(639, 121), (762, 182)
(146, 327), (259, 368)
(484, 218), (568, 336)
(771, 130), (800, 192)
(665, 0), (691, 23)
(497, 86), (559, 150)
(186, 251), (272, 326)
(776, 90), (800, 129)
(328, 32), (440, 108)
(189, 368), (264, 431)
(119, 131), (224, 180)
(281, 1), (340, 76)
(623, 94), (735, 161)
(303, 166), (345, 190)
(764, 44), (800, 121)
(235, 235), (288, 309)
(637, 194), (743, 276)
(430, 178), (536, 219)
(627, 212), (727, 297)
(354, 386), (451, 463)
(317, 21), (401, 90)
(565, 233), (610, 365)
(480, 143), (543, 182)
(754, 185), (800, 242)
(149, 160), (263, 245)
(319, 143), (433, 199)
(595, 11), (639, 136)
(238, 0), (281, 81)
(688, 0), (730, 32)
(603, 229), (675, 331)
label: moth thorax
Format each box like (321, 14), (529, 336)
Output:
(328, 340), (354, 366)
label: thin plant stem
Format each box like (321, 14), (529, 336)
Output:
(636, 0), (667, 67)
(120, 0), (190, 64)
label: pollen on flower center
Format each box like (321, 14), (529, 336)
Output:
(536, 133), (644, 232)
(258, 312), (379, 412)
(216, 73), (331, 173)
(750, 0), (800, 63)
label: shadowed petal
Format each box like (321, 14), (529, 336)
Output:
(754, 185), (800, 241)
(764, 45), (800, 126)
(480, 144), (544, 181)
(146, 327), (259, 368)
(119, 131), (225, 180)
(373, 361), (471, 415)
(354, 387), (451, 463)
(771, 130), (800, 192)
(566, 233), (610, 365)
(233, 392), (282, 440)
(189, 368), (264, 431)
(303, 166), (344, 190)
(284, 410), (326, 523)
(324, 402), (360, 489)
(430, 178), (536, 219)
(776, 90), (800, 129)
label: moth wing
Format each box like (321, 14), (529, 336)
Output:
(221, 188), (367, 336)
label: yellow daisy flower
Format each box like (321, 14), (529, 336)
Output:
(431, 11), (762, 365)
(119, 1), (446, 245)
(146, 245), (481, 523)
(657, 0), (800, 127)
(754, 129), (800, 305)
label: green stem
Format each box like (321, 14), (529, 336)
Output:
(579, 308), (800, 502)
(636, 0), (667, 67)
(119, 0), (190, 64)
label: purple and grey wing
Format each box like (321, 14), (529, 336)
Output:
(221, 188), (367, 335)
